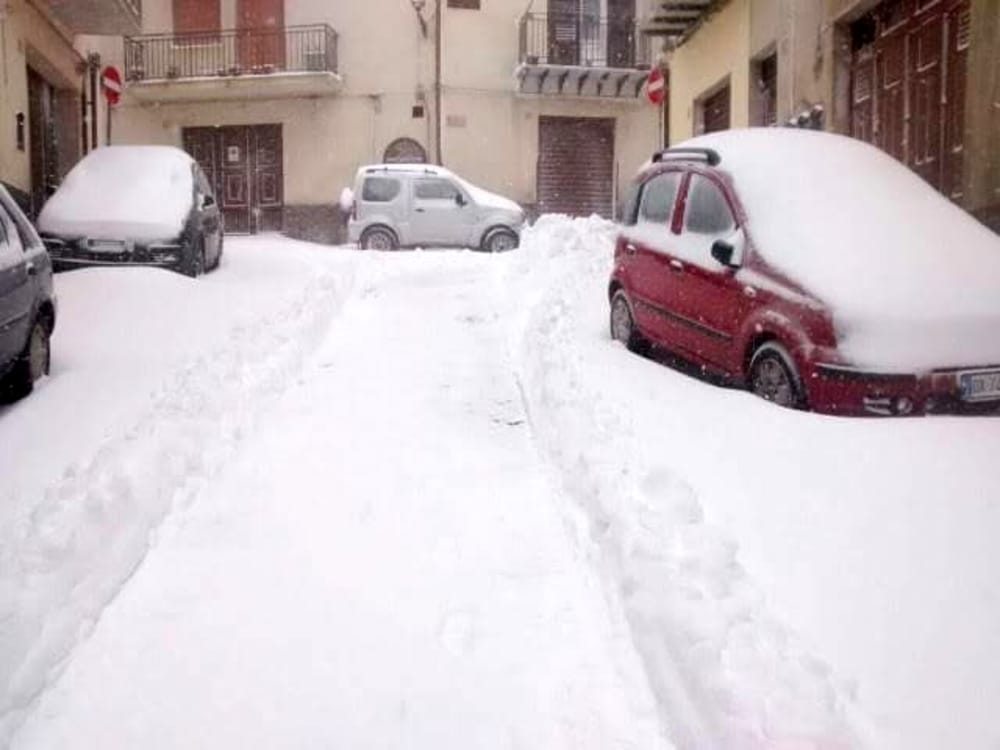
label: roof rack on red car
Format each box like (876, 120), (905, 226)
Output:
(651, 147), (721, 166)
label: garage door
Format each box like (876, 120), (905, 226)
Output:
(537, 116), (615, 218)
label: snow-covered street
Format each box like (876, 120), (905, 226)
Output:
(2, 219), (1000, 749)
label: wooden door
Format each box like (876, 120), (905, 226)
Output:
(27, 69), (57, 218)
(849, 0), (970, 201)
(238, 0), (285, 71)
(537, 117), (615, 217)
(173, 0), (220, 34)
(942, 0), (970, 202)
(252, 124), (283, 232)
(183, 125), (283, 235)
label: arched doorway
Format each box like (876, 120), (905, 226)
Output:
(383, 137), (427, 164)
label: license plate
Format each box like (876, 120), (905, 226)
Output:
(959, 369), (1000, 402)
(89, 240), (126, 254)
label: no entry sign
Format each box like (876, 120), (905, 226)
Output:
(101, 66), (122, 106)
(645, 67), (666, 106)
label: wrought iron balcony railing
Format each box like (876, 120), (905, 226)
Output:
(518, 12), (649, 69)
(124, 24), (338, 83)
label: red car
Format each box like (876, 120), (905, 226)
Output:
(608, 129), (1000, 416)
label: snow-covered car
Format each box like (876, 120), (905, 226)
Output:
(609, 128), (1000, 416)
(345, 164), (525, 252)
(0, 184), (55, 401)
(38, 146), (223, 277)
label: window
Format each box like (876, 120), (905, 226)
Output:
(362, 177), (401, 203)
(619, 182), (641, 225)
(638, 172), (682, 225)
(683, 175), (734, 235)
(414, 178), (460, 201)
(195, 168), (214, 199)
(447, 0), (480, 8)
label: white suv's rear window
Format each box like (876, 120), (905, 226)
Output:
(362, 177), (401, 202)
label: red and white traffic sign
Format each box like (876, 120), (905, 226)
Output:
(645, 67), (666, 106)
(101, 65), (122, 106)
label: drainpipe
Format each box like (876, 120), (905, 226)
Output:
(434, 0), (443, 165)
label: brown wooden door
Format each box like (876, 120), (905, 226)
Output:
(183, 124), (283, 234)
(173, 0), (220, 34)
(850, 0), (969, 199)
(27, 69), (57, 218)
(238, 0), (285, 70)
(702, 86), (731, 133)
(942, 0), (970, 202)
(252, 124), (283, 232)
(537, 116), (615, 217)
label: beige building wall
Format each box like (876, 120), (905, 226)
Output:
(104, 0), (661, 238)
(667, 0), (751, 142)
(0, 0), (85, 202)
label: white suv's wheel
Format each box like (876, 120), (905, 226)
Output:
(361, 227), (398, 251)
(482, 228), (518, 253)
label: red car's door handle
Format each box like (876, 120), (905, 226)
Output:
(669, 259), (684, 272)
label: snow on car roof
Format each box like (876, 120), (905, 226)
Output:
(678, 129), (1000, 369)
(38, 146), (195, 243)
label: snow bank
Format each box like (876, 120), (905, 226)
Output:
(0, 239), (355, 743)
(676, 129), (1000, 371)
(498, 215), (864, 749)
(38, 146), (195, 242)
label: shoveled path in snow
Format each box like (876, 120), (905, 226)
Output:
(11, 251), (670, 749)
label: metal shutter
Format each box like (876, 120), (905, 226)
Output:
(537, 116), (615, 218)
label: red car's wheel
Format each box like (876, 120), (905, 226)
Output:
(610, 290), (650, 356)
(749, 341), (805, 409)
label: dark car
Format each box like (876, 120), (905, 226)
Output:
(609, 129), (1000, 416)
(0, 185), (56, 401)
(37, 146), (222, 277)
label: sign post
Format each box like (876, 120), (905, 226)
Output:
(645, 67), (668, 150)
(100, 65), (122, 146)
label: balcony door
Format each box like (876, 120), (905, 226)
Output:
(607, 0), (636, 68)
(547, 0), (634, 67)
(238, 0), (285, 71)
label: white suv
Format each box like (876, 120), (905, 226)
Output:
(346, 164), (525, 252)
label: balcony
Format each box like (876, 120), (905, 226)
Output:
(46, 0), (142, 35)
(123, 24), (341, 103)
(516, 13), (651, 98)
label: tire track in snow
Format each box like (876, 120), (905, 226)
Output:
(0, 254), (357, 745)
(500, 216), (866, 750)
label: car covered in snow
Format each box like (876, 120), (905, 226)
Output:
(37, 146), (223, 277)
(0, 185), (55, 401)
(609, 129), (1000, 416)
(346, 164), (525, 252)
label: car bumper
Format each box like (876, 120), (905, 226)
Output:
(806, 361), (1000, 416)
(45, 239), (185, 270)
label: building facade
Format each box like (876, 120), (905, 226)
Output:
(657, 0), (999, 232)
(85, 0), (665, 242)
(0, 0), (141, 217)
